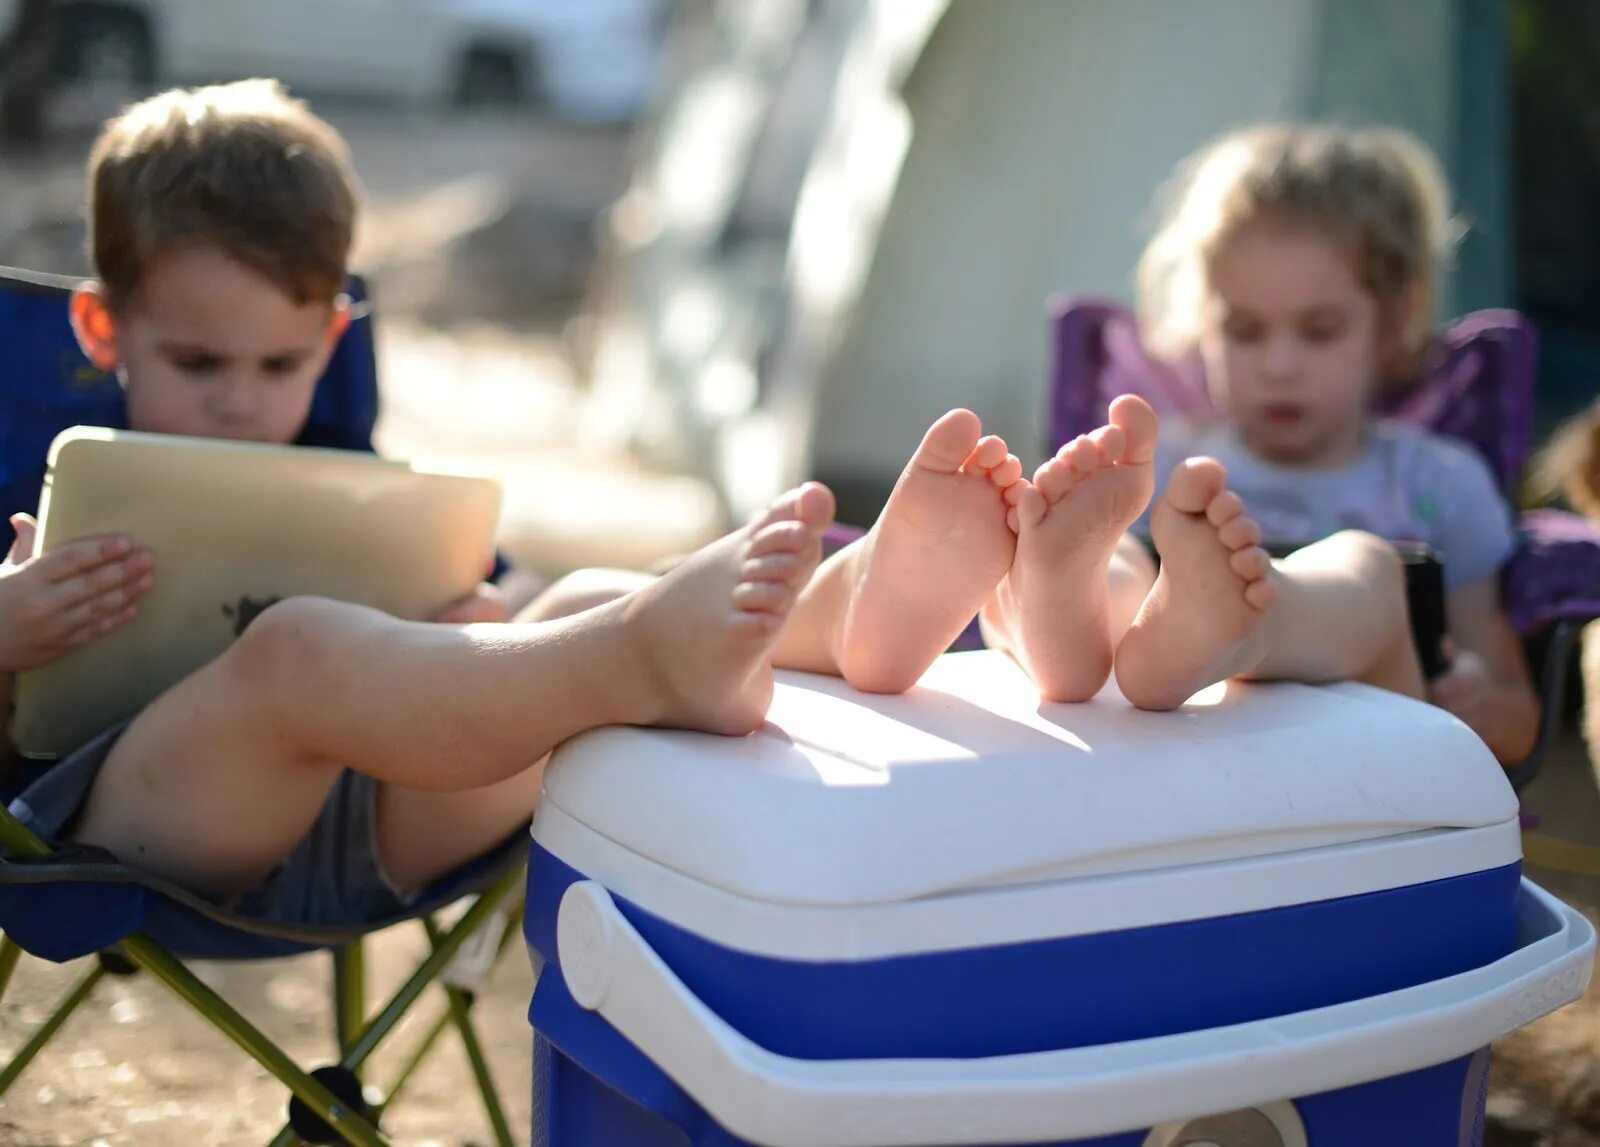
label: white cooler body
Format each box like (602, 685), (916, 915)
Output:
(522, 652), (1593, 1146)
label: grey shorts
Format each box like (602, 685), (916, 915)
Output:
(8, 723), (423, 927)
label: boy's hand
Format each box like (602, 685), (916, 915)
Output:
(0, 514), (155, 671)
(432, 581), (510, 625)
(1427, 639), (1490, 720)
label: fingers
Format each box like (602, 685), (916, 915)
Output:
(0, 541), (154, 668)
(50, 602), (141, 652)
(38, 569), (152, 642)
(49, 549), (154, 613)
(34, 533), (140, 583)
(6, 514), (36, 564)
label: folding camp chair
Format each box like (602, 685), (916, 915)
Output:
(1047, 297), (1600, 794)
(0, 266), (525, 1147)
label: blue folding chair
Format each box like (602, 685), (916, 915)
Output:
(0, 265), (524, 1147)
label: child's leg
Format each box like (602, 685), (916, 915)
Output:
(491, 408), (1020, 704)
(767, 409), (1024, 693)
(1114, 459), (1422, 710)
(373, 566), (661, 893)
(979, 396), (1160, 701)
(511, 568), (657, 624)
(72, 483), (835, 897)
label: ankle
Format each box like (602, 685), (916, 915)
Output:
(595, 594), (676, 728)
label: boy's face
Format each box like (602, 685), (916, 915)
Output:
(73, 245), (346, 443)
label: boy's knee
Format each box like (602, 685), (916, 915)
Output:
(220, 595), (352, 702)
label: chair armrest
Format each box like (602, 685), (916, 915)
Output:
(1507, 510), (1600, 634)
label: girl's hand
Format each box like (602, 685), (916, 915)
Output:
(1426, 638), (1490, 719)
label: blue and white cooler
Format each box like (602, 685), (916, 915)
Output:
(524, 650), (1594, 1146)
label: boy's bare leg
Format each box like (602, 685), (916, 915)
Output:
(980, 396), (1160, 701)
(769, 409), (1023, 693)
(1114, 459), (1422, 710)
(372, 566), (658, 892)
(73, 483), (835, 897)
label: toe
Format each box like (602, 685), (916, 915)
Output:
(733, 578), (794, 614)
(1205, 490), (1246, 527)
(1109, 395), (1160, 465)
(1229, 545), (1272, 582)
(913, 410), (984, 475)
(1089, 424), (1127, 466)
(1063, 436), (1099, 474)
(989, 454), (1024, 488)
(1034, 458), (1075, 502)
(967, 434), (1009, 472)
(1164, 457), (1229, 515)
(750, 481), (830, 533)
(1244, 579), (1277, 612)
(1216, 514), (1262, 551)
(748, 519), (813, 558)
(742, 552), (802, 582)
(793, 481), (836, 532)
(1014, 483), (1048, 531)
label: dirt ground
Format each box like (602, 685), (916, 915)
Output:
(2, 107), (1600, 1146)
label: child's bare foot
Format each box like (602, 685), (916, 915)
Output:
(1114, 458), (1276, 710)
(985, 395), (1159, 701)
(630, 482), (835, 734)
(836, 409), (1023, 693)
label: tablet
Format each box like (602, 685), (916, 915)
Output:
(12, 427), (503, 759)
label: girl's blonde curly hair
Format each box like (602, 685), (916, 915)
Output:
(1137, 124), (1458, 389)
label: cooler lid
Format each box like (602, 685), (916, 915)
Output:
(541, 650), (1516, 907)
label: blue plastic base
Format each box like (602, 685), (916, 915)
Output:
(525, 844), (1514, 1146)
(525, 845), (1519, 1059)
(530, 1037), (1490, 1146)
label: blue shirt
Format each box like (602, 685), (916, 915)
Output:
(1139, 419), (1517, 591)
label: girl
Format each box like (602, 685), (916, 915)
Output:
(981, 124), (1540, 766)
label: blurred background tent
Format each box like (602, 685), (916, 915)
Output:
(582, 0), (1598, 528)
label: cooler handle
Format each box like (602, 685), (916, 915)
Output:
(556, 879), (1592, 1147)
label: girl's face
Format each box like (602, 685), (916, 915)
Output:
(1199, 224), (1385, 468)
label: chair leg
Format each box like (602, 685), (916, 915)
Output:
(268, 866), (523, 1145)
(0, 958), (106, 1098)
(0, 934), (21, 1003)
(373, 896), (524, 1140)
(424, 911), (523, 1147)
(444, 986), (516, 1147)
(1510, 619), (1583, 792)
(114, 933), (390, 1147)
(332, 942), (367, 1061)
(368, 1008), (451, 1123)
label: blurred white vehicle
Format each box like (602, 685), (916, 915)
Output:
(0, 0), (667, 121)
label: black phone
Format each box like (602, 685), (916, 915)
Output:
(1395, 542), (1449, 680)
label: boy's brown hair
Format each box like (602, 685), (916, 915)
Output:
(88, 79), (360, 309)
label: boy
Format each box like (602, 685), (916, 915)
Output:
(0, 80), (1040, 924)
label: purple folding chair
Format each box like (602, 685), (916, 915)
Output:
(1049, 296), (1600, 791)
